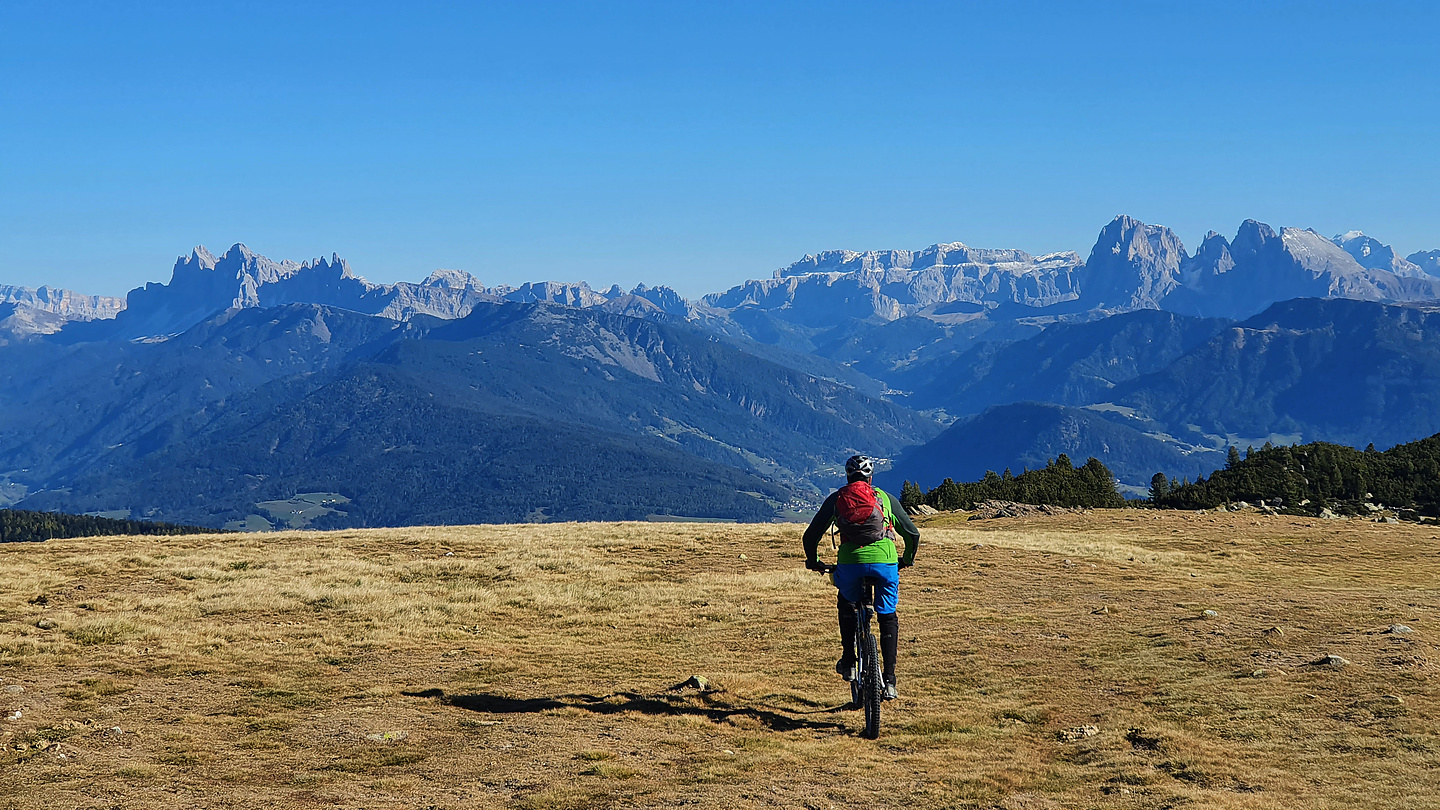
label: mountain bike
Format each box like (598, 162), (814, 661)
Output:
(818, 563), (883, 739)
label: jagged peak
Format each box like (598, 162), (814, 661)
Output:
(297, 253), (354, 278)
(1086, 215), (1187, 268)
(421, 268), (483, 289)
(1194, 230), (1231, 254)
(1091, 215), (1183, 247)
(1232, 220), (1279, 252)
(1102, 214), (1180, 235)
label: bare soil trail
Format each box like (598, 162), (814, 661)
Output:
(1, 512), (1437, 808)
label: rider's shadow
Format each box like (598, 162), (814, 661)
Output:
(403, 688), (851, 733)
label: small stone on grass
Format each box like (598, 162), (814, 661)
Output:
(1058, 725), (1099, 742)
(366, 731), (409, 743)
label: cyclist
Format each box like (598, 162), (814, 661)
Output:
(803, 454), (919, 700)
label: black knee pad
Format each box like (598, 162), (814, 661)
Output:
(877, 611), (898, 636)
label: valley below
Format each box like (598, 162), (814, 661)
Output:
(2, 512), (1436, 809)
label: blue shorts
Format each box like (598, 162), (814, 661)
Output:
(832, 562), (900, 614)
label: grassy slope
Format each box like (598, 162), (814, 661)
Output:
(1, 513), (1437, 808)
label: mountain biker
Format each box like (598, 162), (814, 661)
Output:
(803, 454), (919, 700)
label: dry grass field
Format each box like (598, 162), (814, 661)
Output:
(1, 510), (1438, 809)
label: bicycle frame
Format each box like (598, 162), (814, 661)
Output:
(821, 563), (884, 738)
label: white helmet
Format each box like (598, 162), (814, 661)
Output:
(845, 455), (874, 478)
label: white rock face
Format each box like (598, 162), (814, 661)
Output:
(0, 303), (70, 344)
(0, 285), (125, 320)
(702, 241), (1084, 326)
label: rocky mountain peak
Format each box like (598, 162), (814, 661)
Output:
(1080, 215), (1186, 309)
(1230, 219), (1280, 259)
(186, 246), (218, 269)
(421, 268), (486, 290)
(627, 284), (691, 317)
(1333, 231), (1424, 278)
(1407, 250), (1440, 278)
(504, 281), (616, 309)
(1181, 231), (1236, 288)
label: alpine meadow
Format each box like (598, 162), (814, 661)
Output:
(4, 512), (1438, 808)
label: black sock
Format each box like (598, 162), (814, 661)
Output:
(877, 612), (898, 683)
(837, 593), (856, 661)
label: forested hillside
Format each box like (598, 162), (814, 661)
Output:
(6, 302), (933, 527)
(879, 402), (1222, 494)
(0, 508), (211, 543)
(1151, 432), (1440, 515)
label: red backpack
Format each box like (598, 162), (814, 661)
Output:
(834, 480), (892, 544)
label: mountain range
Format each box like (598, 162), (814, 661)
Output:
(3, 214), (1439, 525)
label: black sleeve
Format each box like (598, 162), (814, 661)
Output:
(802, 491), (840, 562)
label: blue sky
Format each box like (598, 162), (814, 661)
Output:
(2, 1), (1437, 298)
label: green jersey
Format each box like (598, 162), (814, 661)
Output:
(802, 485), (920, 565)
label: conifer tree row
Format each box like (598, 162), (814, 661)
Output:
(1149, 432), (1440, 515)
(0, 509), (214, 543)
(902, 454), (1126, 511)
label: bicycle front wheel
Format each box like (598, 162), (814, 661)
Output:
(861, 628), (882, 739)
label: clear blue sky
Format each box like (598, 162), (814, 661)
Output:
(2, 1), (1437, 298)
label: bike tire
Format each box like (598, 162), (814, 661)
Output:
(861, 627), (882, 739)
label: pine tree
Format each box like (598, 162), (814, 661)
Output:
(1149, 472), (1170, 504)
(900, 481), (923, 510)
(1227, 446), (1241, 470)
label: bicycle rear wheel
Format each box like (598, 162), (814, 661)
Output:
(860, 626), (882, 739)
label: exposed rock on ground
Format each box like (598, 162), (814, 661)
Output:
(967, 501), (1087, 520)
